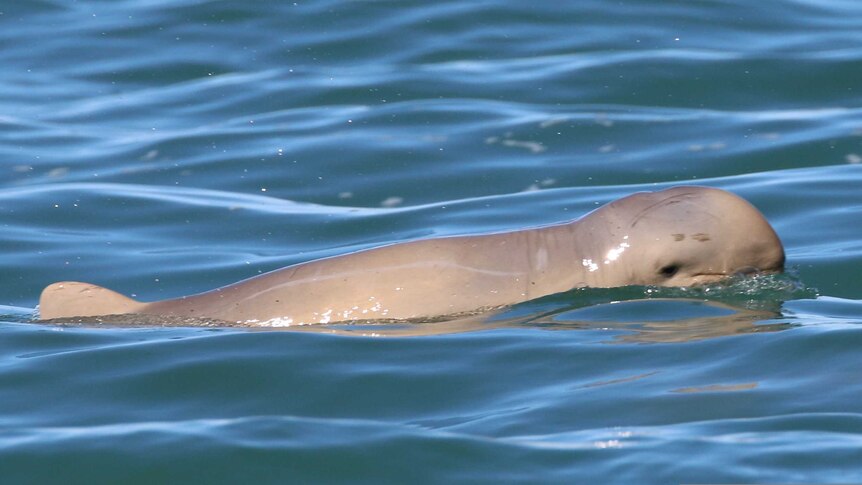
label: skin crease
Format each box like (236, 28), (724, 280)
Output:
(38, 186), (785, 325)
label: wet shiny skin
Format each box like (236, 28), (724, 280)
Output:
(39, 186), (784, 325)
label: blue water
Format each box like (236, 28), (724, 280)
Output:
(2, 0), (862, 482)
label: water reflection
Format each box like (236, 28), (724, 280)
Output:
(242, 296), (793, 343)
(31, 296), (795, 344)
(525, 299), (793, 344)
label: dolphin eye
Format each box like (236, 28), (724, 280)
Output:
(659, 264), (679, 278)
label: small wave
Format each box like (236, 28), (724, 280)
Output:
(649, 270), (817, 308)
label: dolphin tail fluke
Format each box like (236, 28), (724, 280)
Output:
(38, 281), (145, 320)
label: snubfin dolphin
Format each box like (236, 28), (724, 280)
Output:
(39, 186), (785, 325)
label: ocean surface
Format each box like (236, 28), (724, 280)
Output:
(2, 0), (862, 482)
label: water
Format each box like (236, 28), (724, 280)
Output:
(2, 0), (862, 482)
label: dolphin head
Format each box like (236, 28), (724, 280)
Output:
(587, 186), (785, 287)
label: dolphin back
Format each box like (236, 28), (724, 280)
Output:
(39, 281), (145, 320)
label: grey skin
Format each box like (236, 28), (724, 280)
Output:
(38, 186), (785, 325)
